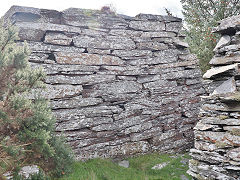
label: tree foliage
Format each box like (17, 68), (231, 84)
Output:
(0, 22), (73, 178)
(181, 0), (240, 72)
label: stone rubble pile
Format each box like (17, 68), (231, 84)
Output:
(4, 6), (203, 160)
(188, 15), (240, 179)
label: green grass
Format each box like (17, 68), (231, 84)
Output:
(58, 153), (192, 180)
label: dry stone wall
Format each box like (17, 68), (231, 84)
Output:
(188, 15), (240, 179)
(4, 6), (204, 160)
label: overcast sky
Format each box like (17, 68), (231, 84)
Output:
(0, 0), (183, 18)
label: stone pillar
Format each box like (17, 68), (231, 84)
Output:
(188, 15), (240, 179)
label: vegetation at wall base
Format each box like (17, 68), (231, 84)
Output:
(0, 22), (74, 178)
(59, 153), (191, 180)
(181, 0), (240, 73)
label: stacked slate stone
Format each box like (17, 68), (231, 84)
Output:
(188, 15), (240, 179)
(3, 6), (204, 160)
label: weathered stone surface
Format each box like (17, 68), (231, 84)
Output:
(203, 63), (239, 79)
(44, 32), (72, 45)
(55, 52), (124, 65)
(118, 160), (129, 168)
(214, 35), (231, 51)
(46, 74), (116, 85)
(166, 22), (182, 33)
(210, 55), (240, 65)
(135, 13), (182, 22)
(173, 38), (189, 48)
(24, 42), (85, 53)
(73, 35), (136, 50)
(212, 77), (237, 95)
(51, 97), (103, 109)
(62, 8), (128, 29)
(31, 84), (83, 99)
(213, 14), (240, 34)
(136, 41), (168, 50)
(112, 50), (152, 59)
(129, 20), (165, 31)
(4, 6), (203, 161)
(141, 31), (176, 38)
(227, 147), (240, 161)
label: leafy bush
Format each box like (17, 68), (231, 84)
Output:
(0, 22), (74, 178)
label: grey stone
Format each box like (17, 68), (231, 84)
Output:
(180, 174), (189, 180)
(73, 35), (136, 50)
(31, 84), (83, 99)
(151, 162), (169, 170)
(118, 160), (129, 168)
(212, 77), (237, 95)
(173, 38), (189, 48)
(141, 31), (176, 38)
(45, 74), (116, 85)
(210, 55), (240, 65)
(136, 41), (168, 51)
(112, 50), (152, 59)
(55, 52), (124, 65)
(135, 13), (182, 22)
(19, 165), (40, 179)
(51, 97), (103, 109)
(214, 35), (231, 51)
(166, 22), (182, 33)
(44, 32), (72, 45)
(213, 14), (240, 33)
(129, 20), (165, 31)
(24, 42), (85, 53)
(203, 64), (239, 79)
(62, 8), (128, 29)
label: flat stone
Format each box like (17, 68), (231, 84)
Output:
(62, 8), (128, 29)
(195, 131), (240, 146)
(44, 32), (72, 45)
(190, 149), (227, 164)
(73, 35), (136, 50)
(135, 13), (182, 22)
(213, 14), (240, 33)
(86, 81), (142, 98)
(55, 52), (124, 65)
(33, 63), (99, 75)
(213, 35), (231, 51)
(211, 77), (237, 95)
(118, 160), (129, 168)
(194, 122), (216, 131)
(51, 97), (103, 109)
(136, 41), (168, 50)
(87, 48), (111, 55)
(151, 162), (169, 170)
(129, 20), (165, 31)
(166, 22), (182, 33)
(141, 31), (176, 38)
(15, 21), (82, 34)
(109, 29), (143, 37)
(202, 117), (240, 126)
(203, 63), (239, 79)
(173, 38), (189, 48)
(210, 55), (240, 65)
(24, 42), (85, 53)
(31, 84), (83, 99)
(112, 50), (152, 59)
(227, 147), (240, 161)
(46, 74), (116, 85)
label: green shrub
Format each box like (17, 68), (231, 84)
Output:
(0, 22), (74, 178)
